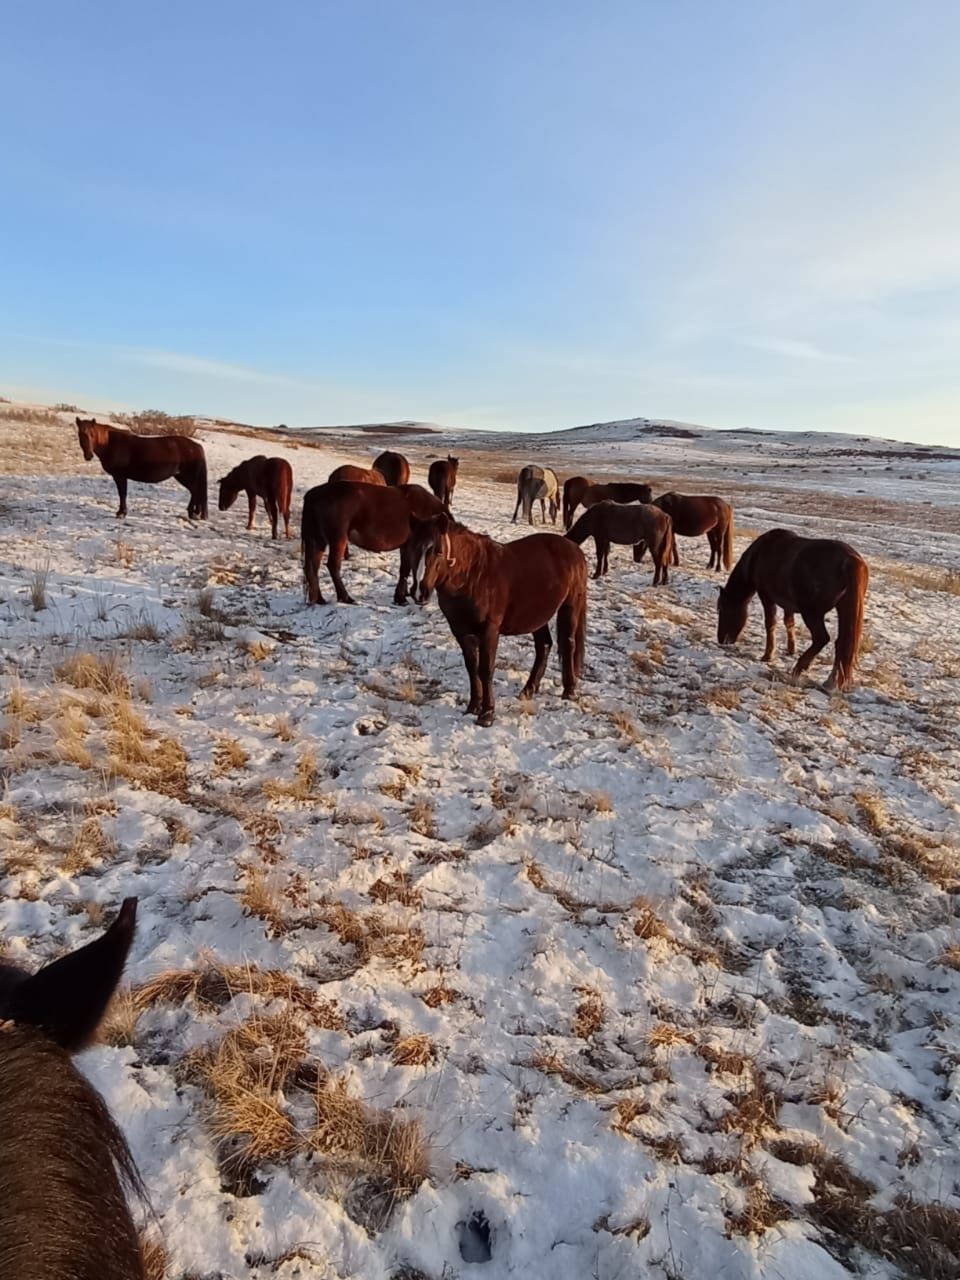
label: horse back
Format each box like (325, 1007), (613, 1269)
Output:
(498, 535), (586, 635)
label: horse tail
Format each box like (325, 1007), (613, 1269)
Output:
(723, 506), (734, 569)
(301, 501), (324, 603)
(280, 461), (293, 519)
(573, 565), (587, 679)
(833, 555), (869, 690)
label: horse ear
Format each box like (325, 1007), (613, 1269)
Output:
(8, 898), (137, 1052)
(76, 416), (83, 427)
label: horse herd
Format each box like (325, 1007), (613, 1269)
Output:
(0, 419), (873, 1276)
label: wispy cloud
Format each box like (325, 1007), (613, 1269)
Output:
(740, 336), (851, 364)
(123, 346), (304, 387)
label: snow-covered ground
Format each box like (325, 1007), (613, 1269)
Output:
(2, 408), (960, 1280)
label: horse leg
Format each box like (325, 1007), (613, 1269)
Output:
(707, 531), (718, 571)
(328, 537), (356, 604)
(114, 474), (128, 518)
(247, 491), (257, 530)
(266, 496), (280, 540)
(672, 537), (679, 566)
(652, 540), (666, 586)
(476, 624), (500, 726)
(521, 625), (552, 699)
(784, 612), (797, 657)
(792, 611), (830, 680)
(633, 540), (647, 564)
(538, 497), (545, 525)
(557, 601), (579, 698)
(512, 489), (522, 523)
(456, 632), (482, 715)
(600, 537), (610, 578)
(304, 538), (326, 605)
(760, 594), (778, 662)
(394, 542), (413, 605)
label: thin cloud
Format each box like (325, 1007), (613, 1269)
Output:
(741, 336), (851, 364)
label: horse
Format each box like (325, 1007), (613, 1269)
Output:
(408, 512), (587, 726)
(567, 501), (675, 585)
(653, 492), (733, 571)
(372, 451), (411, 486)
(218, 455), (293, 539)
(512, 464), (560, 525)
(427, 456), (459, 509)
(302, 481), (444, 605)
(563, 475), (592, 530)
(76, 417), (207, 520)
(328, 464), (387, 486)
(717, 528), (869, 692)
(0, 898), (146, 1280)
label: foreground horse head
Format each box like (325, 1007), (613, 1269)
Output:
(0, 898), (146, 1279)
(409, 511), (455, 603)
(76, 417), (109, 461)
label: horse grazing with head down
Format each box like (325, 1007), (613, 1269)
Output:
(562, 475), (592, 530)
(218, 455), (293, 539)
(0, 898), (146, 1280)
(512, 465), (560, 525)
(653, 492), (733, 571)
(409, 513), (587, 726)
(372, 451), (411, 486)
(427, 456), (459, 509)
(718, 528), (868, 692)
(302, 481), (444, 605)
(76, 417), (207, 520)
(567, 501), (675, 585)
(328, 464), (387, 486)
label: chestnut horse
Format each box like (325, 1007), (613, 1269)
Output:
(718, 528), (868, 692)
(372, 451), (411, 486)
(302, 481), (444, 605)
(567, 501), (675, 585)
(409, 513), (587, 726)
(218, 455), (293, 539)
(76, 417), (207, 519)
(328, 464), (386, 486)
(563, 475), (592, 530)
(654, 492), (733, 571)
(427, 456), (459, 509)
(0, 898), (146, 1279)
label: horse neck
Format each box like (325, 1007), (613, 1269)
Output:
(439, 527), (496, 593)
(567, 509), (595, 544)
(725, 542), (755, 596)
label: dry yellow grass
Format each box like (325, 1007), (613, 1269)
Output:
(369, 871), (423, 910)
(321, 901), (425, 969)
(408, 796), (437, 838)
(572, 988), (606, 1039)
(648, 1022), (695, 1050)
(240, 867), (290, 935)
(262, 745), (323, 805)
(57, 651), (130, 698)
(390, 1034), (436, 1067)
(214, 734), (249, 774)
(59, 815), (117, 875)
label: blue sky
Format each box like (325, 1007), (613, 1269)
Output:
(2, 2), (959, 444)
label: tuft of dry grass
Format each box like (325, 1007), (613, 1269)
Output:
(408, 796), (437, 839)
(391, 1034), (436, 1067)
(854, 790), (888, 837)
(369, 871), (422, 910)
(572, 988), (606, 1039)
(322, 901), (425, 970)
(133, 956), (342, 1026)
(214, 733), (249, 774)
(879, 561), (960, 597)
(240, 866), (291, 935)
(60, 816), (117, 875)
(633, 896), (672, 942)
(704, 684), (742, 711)
(726, 1177), (794, 1237)
(273, 714), (295, 742)
(29, 560), (51, 611)
(57, 651), (130, 699)
(262, 745), (323, 805)
(718, 1070), (782, 1148)
(648, 1022), (695, 1050)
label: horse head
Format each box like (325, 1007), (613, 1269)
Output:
(410, 511), (454, 603)
(76, 417), (105, 461)
(716, 584), (748, 646)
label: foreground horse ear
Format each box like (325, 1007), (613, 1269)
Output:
(9, 898), (137, 1051)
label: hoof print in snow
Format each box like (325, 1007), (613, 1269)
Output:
(457, 1210), (493, 1262)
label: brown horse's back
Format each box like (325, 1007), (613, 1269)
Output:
(498, 535), (587, 635)
(428, 457), (459, 507)
(328, 464), (386, 486)
(373, 451), (411, 486)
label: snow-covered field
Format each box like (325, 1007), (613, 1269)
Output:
(2, 408), (960, 1280)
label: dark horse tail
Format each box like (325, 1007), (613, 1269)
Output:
(723, 506), (734, 569)
(833, 554), (869, 690)
(301, 498), (323, 603)
(196, 453), (208, 519)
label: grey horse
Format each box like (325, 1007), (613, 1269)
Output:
(512, 464), (560, 525)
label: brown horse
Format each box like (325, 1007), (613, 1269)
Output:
(583, 481), (653, 512)
(76, 417), (207, 519)
(302, 481), (444, 605)
(0, 898), (146, 1280)
(328, 464), (387, 486)
(562, 475), (592, 530)
(218, 455), (293, 539)
(409, 513), (587, 726)
(427, 456), (459, 509)
(372, 451), (411, 485)
(718, 528), (868, 691)
(654, 492), (733, 570)
(567, 501), (675, 585)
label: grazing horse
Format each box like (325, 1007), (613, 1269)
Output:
(409, 513), (587, 726)
(512, 464), (561, 525)
(654, 492), (733, 571)
(76, 417), (207, 519)
(0, 898), (146, 1280)
(302, 481), (444, 605)
(567, 501), (675, 585)
(717, 528), (868, 692)
(218, 455), (293, 539)
(427, 456), (459, 509)
(582, 482), (653, 513)
(328, 464), (386, 486)
(372, 451), (411, 486)
(563, 475), (592, 530)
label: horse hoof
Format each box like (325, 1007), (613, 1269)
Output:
(477, 710), (495, 727)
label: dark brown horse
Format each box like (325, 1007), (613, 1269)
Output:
(77, 417), (207, 519)
(409, 513), (587, 726)
(562, 475), (592, 530)
(328, 464), (387, 486)
(567, 501), (675, 585)
(302, 481), (444, 605)
(654, 492), (733, 571)
(372, 451), (411, 486)
(718, 528), (868, 691)
(427, 456), (459, 509)
(218, 455), (293, 539)
(0, 898), (146, 1280)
